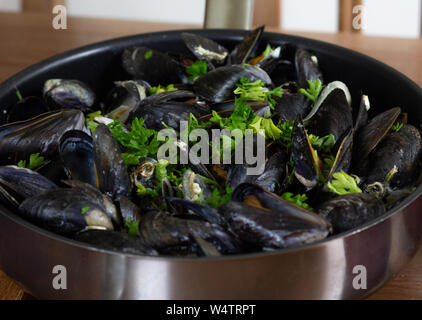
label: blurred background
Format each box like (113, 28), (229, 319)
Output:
(0, 0), (420, 38)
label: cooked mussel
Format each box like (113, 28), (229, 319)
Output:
(0, 165), (57, 208)
(19, 188), (114, 236)
(181, 32), (229, 66)
(43, 79), (95, 112)
(93, 124), (132, 200)
(138, 210), (241, 255)
(0, 110), (85, 165)
(229, 26), (264, 65)
(295, 49), (324, 88)
(121, 46), (187, 85)
(318, 193), (385, 234)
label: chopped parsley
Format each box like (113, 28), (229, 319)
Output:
(281, 192), (312, 210)
(308, 134), (335, 153)
(81, 206), (90, 215)
(15, 89), (23, 101)
(233, 77), (283, 109)
(144, 50), (153, 60)
(17, 153), (46, 170)
(391, 122), (403, 132)
(186, 60), (208, 81)
(205, 186), (233, 209)
(262, 44), (273, 57)
(326, 170), (362, 195)
(85, 110), (102, 133)
(299, 79), (323, 106)
(125, 218), (140, 237)
(108, 118), (161, 166)
(148, 84), (178, 96)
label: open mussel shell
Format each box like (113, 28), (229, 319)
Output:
(43, 79), (95, 112)
(364, 124), (422, 189)
(228, 25), (264, 65)
(121, 46), (187, 85)
(19, 188), (114, 236)
(7, 96), (49, 123)
(0, 110), (85, 165)
(104, 80), (150, 123)
(291, 117), (320, 189)
(304, 81), (352, 141)
(59, 130), (96, 187)
(220, 200), (331, 250)
(0, 165), (57, 208)
(129, 157), (157, 190)
(181, 32), (229, 66)
(193, 64), (272, 103)
(295, 49), (324, 88)
(317, 193), (385, 234)
(62, 180), (121, 229)
(353, 107), (401, 173)
(325, 128), (354, 184)
(74, 230), (157, 256)
(138, 210), (242, 255)
(93, 124), (132, 200)
(354, 94), (370, 136)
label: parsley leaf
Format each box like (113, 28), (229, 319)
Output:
(298, 79), (323, 106)
(234, 77), (283, 110)
(186, 60), (208, 81)
(144, 50), (153, 60)
(249, 116), (282, 140)
(205, 186), (233, 209)
(15, 89), (23, 101)
(125, 218), (140, 237)
(391, 123), (403, 132)
(81, 206), (90, 215)
(281, 192), (313, 210)
(17, 153), (46, 170)
(326, 170), (362, 195)
(308, 134), (336, 153)
(148, 84), (178, 96)
(262, 43), (273, 57)
(108, 118), (161, 165)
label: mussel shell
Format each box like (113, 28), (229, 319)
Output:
(272, 93), (309, 123)
(326, 128), (354, 183)
(93, 124), (132, 200)
(295, 49), (323, 88)
(220, 201), (330, 250)
(193, 64), (272, 103)
(62, 180), (121, 229)
(354, 94), (370, 136)
(228, 26), (264, 65)
(43, 79), (95, 112)
(182, 169), (212, 202)
(7, 96), (49, 123)
(0, 110), (85, 165)
(0, 165), (57, 208)
(304, 82), (353, 141)
(181, 32), (229, 65)
(121, 46), (186, 85)
(19, 188), (114, 236)
(125, 89), (197, 125)
(291, 117), (320, 188)
(118, 196), (142, 224)
(364, 124), (422, 189)
(318, 193), (385, 234)
(353, 107), (401, 173)
(59, 130), (96, 187)
(138, 210), (241, 255)
(74, 230), (157, 256)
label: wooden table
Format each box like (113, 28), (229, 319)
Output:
(0, 12), (421, 300)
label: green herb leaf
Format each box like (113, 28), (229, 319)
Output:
(186, 60), (208, 81)
(148, 84), (178, 95)
(281, 192), (312, 210)
(234, 77), (266, 101)
(17, 153), (45, 170)
(298, 79), (323, 105)
(276, 120), (294, 146)
(81, 206), (90, 215)
(308, 134), (336, 153)
(205, 186), (233, 209)
(15, 89), (23, 101)
(144, 50), (153, 60)
(249, 116), (282, 140)
(326, 170), (362, 195)
(124, 218), (140, 237)
(391, 122), (403, 132)
(262, 43), (273, 57)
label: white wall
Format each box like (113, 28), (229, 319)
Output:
(0, 0), (20, 12)
(67, 0), (206, 24)
(282, 0), (339, 33)
(362, 0), (421, 38)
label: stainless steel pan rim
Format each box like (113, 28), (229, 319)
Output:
(0, 29), (421, 262)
